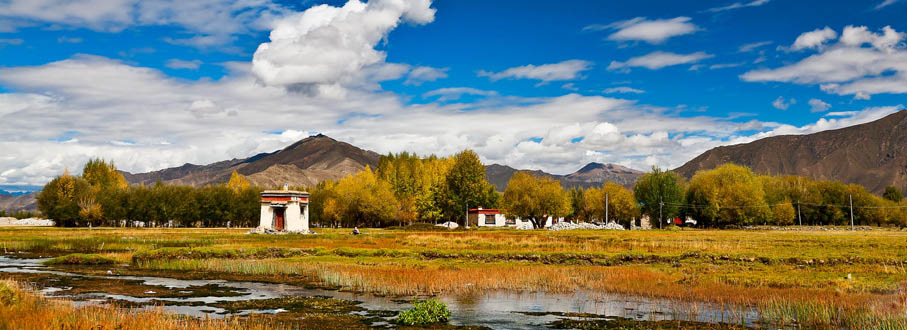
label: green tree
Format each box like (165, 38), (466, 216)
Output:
(81, 159), (128, 226)
(501, 172), (571, 229)
(771, 201), (796, 225)
(889, 201), (907, 228)
(567, 187), (587, 221)
(883, 186), (903, 202)
(685, 164), (771, 227)
(633, 167), (684, 228)
(847, 184), (884, 226)
(586, 183), (639, 227)
(78, 186), (104, 226)
(802, 181), (848, 225)
(37, 170), (91, 227)
(444, 150), (497, 224)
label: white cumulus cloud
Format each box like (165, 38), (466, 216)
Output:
(404, 66), (448, 85)
(603, 87), (645, 94)
(478, 60), (593, 84)
(586, 16), (700, 44)
(608, 51), (713, 71)
(808, 98), (831, 112)
(422, 87), (497, 101)
(706, 0), (770, 13)
(742, 25), (907, 99)
(0, 0), (289, 48)
(789, 26), (838, 51)
(251, 0), (435, 89)
(772, 96), (795, 110)
(165, 59), (202, 70)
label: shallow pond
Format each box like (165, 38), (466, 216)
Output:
(0, 255), (760, 329)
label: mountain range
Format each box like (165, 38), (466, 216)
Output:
(120, 134), (382, 188)
(0, 193), (37, 211)
(121, 134), (644, 191)
(2, 110), (905, 211)
(674, 110), (907, 194)
(485, 162), (643, 191)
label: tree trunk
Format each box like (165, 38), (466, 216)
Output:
(530, 216), (543, 229)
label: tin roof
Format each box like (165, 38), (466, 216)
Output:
(261, 190), (309, 197)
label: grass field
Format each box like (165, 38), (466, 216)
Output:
(1, 226), (906, 328)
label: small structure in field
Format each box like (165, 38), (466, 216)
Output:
(468, 208), (508, 227)
(632, 215), (652, 230)
(256, 186), (310, 233)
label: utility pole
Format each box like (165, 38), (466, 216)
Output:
(849, 194), (854, 231)
(658, 196), (663, 229)
(465, 203), (469, 229)
(605, 193), (609, 224)
(797, 201), (802, 226)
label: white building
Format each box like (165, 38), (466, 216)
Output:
(258, 188), (310, 232)
(466, 208), (562, 229)
(468, 208), (508, 227)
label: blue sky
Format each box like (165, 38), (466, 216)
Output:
(0, 0), (905, 186)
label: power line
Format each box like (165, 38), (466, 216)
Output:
(659, 201), (907, 209)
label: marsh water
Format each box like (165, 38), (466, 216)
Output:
(0, 255), (760, 329)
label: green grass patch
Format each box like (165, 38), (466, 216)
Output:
(131, 247), (322, 263)
(43, 253), (118, 266)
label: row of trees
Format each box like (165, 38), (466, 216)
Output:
(37, 160), (259, 227)
(634, 164), (907, 227)
(0, 209), (38, 219)
(498, 163), (907, 228)
(34, 156), (907, 228)
(499, 172), (642, 228)
(309, 151), (499, 227)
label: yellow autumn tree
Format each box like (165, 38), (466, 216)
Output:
(585, 182), (639, 226)
(502, 172), (571, 229)
(226, 170), (251, 191)
(685, 164), (771, 227)
(82, 158), (127, 190)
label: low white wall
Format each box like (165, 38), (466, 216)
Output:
(476, 213), (508, 227)
(258, 203), (273, 229)
(285, 202), (309, 232)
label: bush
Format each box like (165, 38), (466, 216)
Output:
(43, 253), (117, 266)
(0, 281), (20, 305)
(395, 299), (451, 326)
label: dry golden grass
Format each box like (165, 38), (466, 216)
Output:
(2, 227), (906, 328)
(0, 280), (274, 330)
(140, 257), (893, 311)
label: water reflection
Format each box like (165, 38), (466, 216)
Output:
(0, 256), (758, 328)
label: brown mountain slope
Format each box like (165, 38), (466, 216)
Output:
(674, 110), (907, 194)
(485, 164), (557, 191)
(0, 192), (37, 211)
(123, 134), (381, 188)
(562, 162), (644, 188)
(485, 162), (644, 191)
